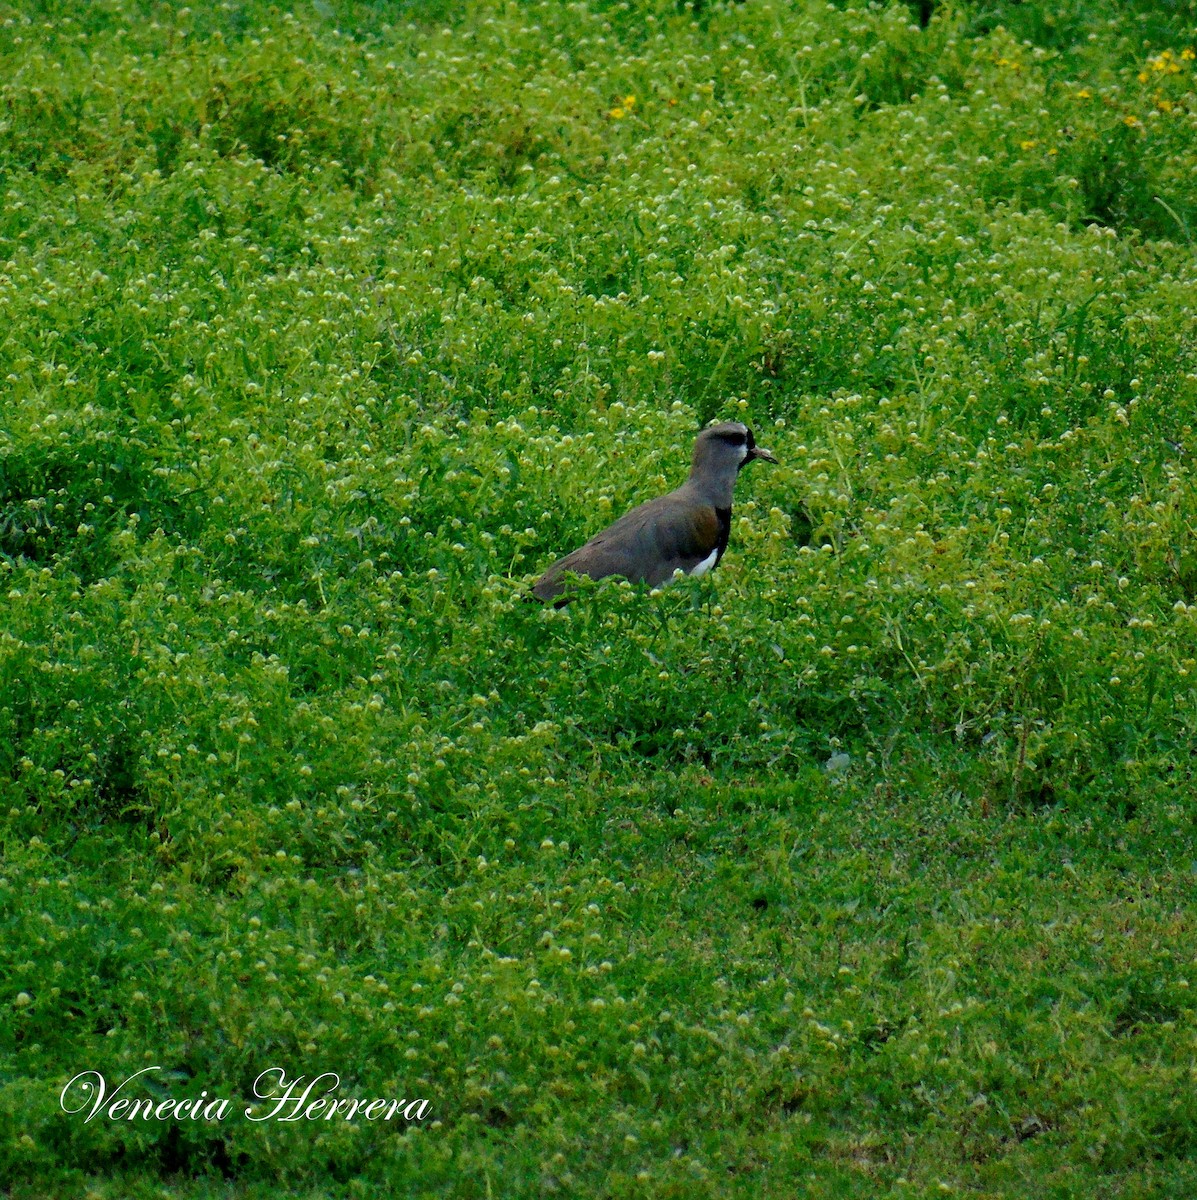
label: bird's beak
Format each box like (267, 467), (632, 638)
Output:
(749, 446), (778, 464)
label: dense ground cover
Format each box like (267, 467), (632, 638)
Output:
(2, 0), (1197, 1194)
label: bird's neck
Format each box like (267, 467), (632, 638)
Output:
(682, 470), (738, 510)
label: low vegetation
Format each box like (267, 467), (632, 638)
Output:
(2, 0), (1196, 1195)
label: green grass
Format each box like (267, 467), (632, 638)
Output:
(2, 0), (1197, 1195)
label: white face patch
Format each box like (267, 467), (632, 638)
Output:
(689, 547), (720, 577)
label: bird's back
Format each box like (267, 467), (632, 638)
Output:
(532, 483), (726, 602)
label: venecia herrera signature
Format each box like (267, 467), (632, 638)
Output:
(60, 1067), (432, 1124)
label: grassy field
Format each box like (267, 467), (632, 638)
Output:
(2, 0), (1197, 1195)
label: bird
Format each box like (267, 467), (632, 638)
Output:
(532, 421), (777, 603)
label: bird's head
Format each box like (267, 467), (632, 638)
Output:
(687, 421), (777, 505)
(692, 421), (777, 473)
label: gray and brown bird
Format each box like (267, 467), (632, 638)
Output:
(532, 421), (777, 603)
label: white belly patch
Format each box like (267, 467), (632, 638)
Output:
(689, 548), (719, 578)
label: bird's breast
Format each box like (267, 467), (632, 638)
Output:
(688, 547), (720, 577)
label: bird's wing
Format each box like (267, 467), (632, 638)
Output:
(629, 498), (723, 585)
(533, 493), (722, 600)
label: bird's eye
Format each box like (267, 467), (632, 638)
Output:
(721, 431), (747, 447)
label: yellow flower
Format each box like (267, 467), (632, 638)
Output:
(1157, 97), (1174, 113)
(1145, 50), (1183, 75)
(623, 95), (637, 107)
(1182, 48), (1195, 61)
(1138, 71), (1150, 83)
(1076, 88), (1091, 99)
(608, 107), (625, 119)
(1123, 115), (1144, 129)
(1020, 139), (1038, 150)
